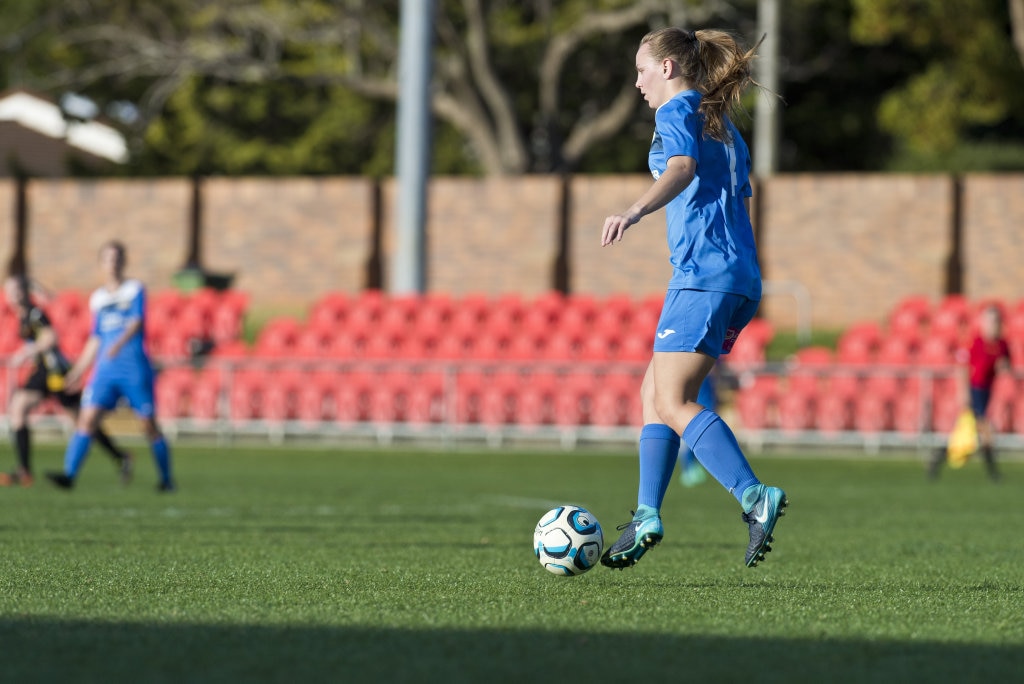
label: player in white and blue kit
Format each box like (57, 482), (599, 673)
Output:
(46, 241), (175, 491)
(600, 28), (786, 569)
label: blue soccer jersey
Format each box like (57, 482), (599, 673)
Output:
(89, 279), (151, 380)
(649, 89), (761, 300)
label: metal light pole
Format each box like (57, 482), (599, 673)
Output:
(753, 0), (780, 177)
(391, 0), (435, 294)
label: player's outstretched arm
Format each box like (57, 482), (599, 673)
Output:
(601, 155), (696, 246)
(65, 336), (100, 391)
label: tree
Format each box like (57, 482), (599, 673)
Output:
(850, 0), (1024, 166)
(10, 0), (740, 176)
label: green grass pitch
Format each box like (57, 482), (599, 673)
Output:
(1, 443), (1021, 683)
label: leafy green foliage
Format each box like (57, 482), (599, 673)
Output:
(1, 0), (1023, 174)
(851, 0), (1024, 165)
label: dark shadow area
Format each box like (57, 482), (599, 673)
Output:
(1, 618), (1020, 683)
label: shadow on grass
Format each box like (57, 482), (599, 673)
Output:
(2, 618), (1021, 683)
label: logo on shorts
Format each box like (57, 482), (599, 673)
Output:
(721, 327), (739, 353)
(657, 329), (676, 339)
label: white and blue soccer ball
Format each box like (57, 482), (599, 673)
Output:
(533, 505), (604, 576)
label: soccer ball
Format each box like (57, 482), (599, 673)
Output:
(533, 505), (604, 576)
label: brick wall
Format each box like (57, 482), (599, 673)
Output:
(5, 173), (1023, 329)
(569, 174), (672, 296)
(203, 177), (375, 307)
(759, 174), (954, 328)
(961, 175), (1024, 302)
(382, 175), (563, 296)
(26, 178), (191, 293)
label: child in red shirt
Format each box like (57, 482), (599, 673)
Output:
(929, 305), (1011, 481)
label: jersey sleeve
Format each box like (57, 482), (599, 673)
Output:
(655, 100), (701, 162)
(128, 283), (146, 323)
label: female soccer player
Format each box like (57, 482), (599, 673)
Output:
(45, 241), (175, 492)
(599, 27), (787, 569)
(1, 274), (132, 487)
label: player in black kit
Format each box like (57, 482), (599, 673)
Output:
(2, 273), (132, 487)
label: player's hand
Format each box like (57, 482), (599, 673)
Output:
(63, 372), (83, 392)
(601, 212), (639, 246)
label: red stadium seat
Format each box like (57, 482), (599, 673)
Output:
(293, 327), (332, 359)
(190, 369), (223, 422)
(513, 371), (559, 428)
(852, 393), (892, 433)
(837, 323), (881, 365)
(735, 384), (775, 430)
(453, 370), (487, 424)
(210, 304), (245, 344)
(826, 370), (862, 400)
(815, 392), (852, 433)
(618, 333), (652, 362)
(929, 305), (969, 344)
(254, 318), (302, 357)
(589, 381), (634, 427)
(333, 370), (375, 423)
(506, 332), (546, 362)
(1012, 394), (1024, 436)
(552, 373), (595, 427)
(930, 388), (961, 433)
(228, 369), (265, 421)
(888, 298), (930, 337)
(295, 372), (337, 424)
(477, 370), (521, 426)
(578, 333), (617, 362)
(469, 332), (511, 361)
(519, 306), (556, 338)
(592, 303), (633, 341)
(777, 389), (816, 433)
(262, 368), (306, 422)
(726, 319), (774, 369)
(916, 335), (957, 368)
(542, 331), (581, 361)
(366, 370), (413, 423)
(787, 347), (832, 397)
(155, 367), (193, 419)
(862, 372), (902, 401)
(405, 370), (447, 425)
(892, 386), (924, 434)
(875, 335), (917, 366)
(741, 317), (775, 348)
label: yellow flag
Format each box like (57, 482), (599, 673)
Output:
(947, 410), (978, 468)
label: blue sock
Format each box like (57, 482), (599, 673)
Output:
(682, 409), (759, 504)
(151, 436), (172, 485)
(64, 431), (93, 478)
(637, 423), (681, 511)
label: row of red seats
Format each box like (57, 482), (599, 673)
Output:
(735, 370), (1024, 434)
(835, 295), (1024, 366)
(250, 291), (776, 365)
(155, 364), (645, 428)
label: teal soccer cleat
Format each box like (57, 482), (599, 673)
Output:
(600, 512), (664, 569)
(742, 485), (788, 567)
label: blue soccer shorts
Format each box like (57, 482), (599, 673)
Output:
(652, 289), (760, 359)
(82, 370), (156, 418)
